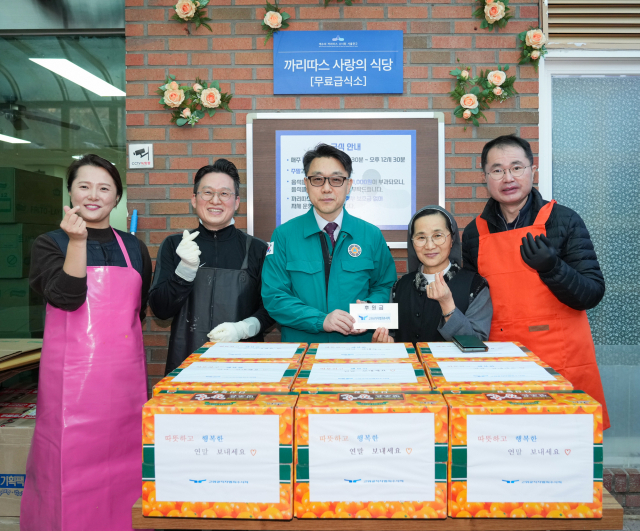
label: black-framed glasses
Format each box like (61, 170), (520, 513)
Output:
(412, 232), (451, 247)
(196, 190), (236, 202)
(306, 176), (349, 187)
(485, 165), (532, 180)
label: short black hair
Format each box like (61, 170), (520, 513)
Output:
(303, 143), (353, 178)
(193, 159), (241, 197)
(481, 135), (534, 172)
(67, 154), (123, 205)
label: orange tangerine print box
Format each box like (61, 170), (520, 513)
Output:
(304, 342), (419, 363)
(445, 390), (603, 519)
(417, 341), (539, 363)
(424, 357), (573, 392)
(292, 359), (431, 394)
(142, 391), (298, 520)
(185, 342), (308, 365)
(152, 361), (300, 396)
(294, 391), (448, 519)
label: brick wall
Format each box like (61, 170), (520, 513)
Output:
(605, 468), (640, 515)
(125, 0), (540, 387)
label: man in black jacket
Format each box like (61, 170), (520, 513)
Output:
(462, 135), (609, 429)
(149, 159), (274, 374)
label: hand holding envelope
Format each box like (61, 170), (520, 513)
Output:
(349, 302), (399, 330)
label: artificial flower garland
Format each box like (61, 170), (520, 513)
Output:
(156, 75), (233, 127)
(450, 65), (517, 127)
(262, 2), (291, 45)
(473, 0), (512, 32)
(518, 28), (548, 72)
(172, 0), (212, 33)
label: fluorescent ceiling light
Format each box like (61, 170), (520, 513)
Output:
(0, 134), (30, 144)
(30, 59), (126, 97)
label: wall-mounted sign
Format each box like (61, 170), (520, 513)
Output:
(273, 30), (403, 95)
(128, 143), (153, 169)
(276, 130), (416, 230)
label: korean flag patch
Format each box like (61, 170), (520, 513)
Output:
(266, 242), (274, 256)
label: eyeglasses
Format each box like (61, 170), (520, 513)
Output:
(306, 176), (348, 187)
(412, 232), (450, 247)
(485, 165), (532, 180)
(197, 190), (236, 202)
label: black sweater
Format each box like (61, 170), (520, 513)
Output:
(148, 223), (274, 332)
(29, 227), (152, 321)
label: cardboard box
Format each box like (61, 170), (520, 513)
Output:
(152, 361), (301, 396)
(0, 388), (37, 516)
(0, 224), (58, 278)
(417, 341), (539, 363)
(183, 342), (308, 365)
(303, 342), (419, 363)
(142, 391), (297, 519)
(445, 390), (603, 519)
(0, 279), (45, 336)
(294, 391), (448, 519)
(0, 168), (63, 225)
(424, 357), (573, 392)
(293, 359), (432, 394)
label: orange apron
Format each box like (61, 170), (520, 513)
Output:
(477, 200), (609, 429)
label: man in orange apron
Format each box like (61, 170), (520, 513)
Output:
(461, 135), (609, 429)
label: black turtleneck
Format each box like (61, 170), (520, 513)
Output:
(29, 227), (152, 321)
(148, 223), (274, 332)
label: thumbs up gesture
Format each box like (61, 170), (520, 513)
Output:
(176, 230), (201, 269)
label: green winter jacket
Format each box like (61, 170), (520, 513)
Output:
(261, 208), (397, 343)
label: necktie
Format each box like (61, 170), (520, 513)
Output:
(324, 222), (338, 248)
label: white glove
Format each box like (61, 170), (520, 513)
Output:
(208, 317), (261, 342)
(175, 230), (200, 281)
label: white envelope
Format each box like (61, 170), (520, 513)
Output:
(349, 303), (399, 330)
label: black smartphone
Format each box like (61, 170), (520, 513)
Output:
(452, 335), (488, 352)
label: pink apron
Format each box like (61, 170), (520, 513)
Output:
(21, 230), (149, 531)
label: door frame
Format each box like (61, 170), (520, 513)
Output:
(538, 50), (640, 200)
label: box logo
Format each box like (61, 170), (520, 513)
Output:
(190, 393), (258, 401)
(485, 392), (552, 401)
(339, 393), (404, 401)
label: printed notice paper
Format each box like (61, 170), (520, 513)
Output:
(315, 343), (409, 360)
(427, 342), (528, 358)
(467, 414), (593, 503)
(202, 343), (299, 359)
(437, 362), (556, 382)
(350, 303), (399, 330)
(306, 363), (417, 384)
(154, 414), (280, 503)
(309, 413), (435, 502)
(171, 362), (290, 383)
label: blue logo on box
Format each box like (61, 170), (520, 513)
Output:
(274, 30), (403, 95)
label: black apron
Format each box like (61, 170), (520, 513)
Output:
(165, 235), (263, 374)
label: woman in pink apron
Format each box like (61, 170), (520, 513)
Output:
(23, 155), (152, 531)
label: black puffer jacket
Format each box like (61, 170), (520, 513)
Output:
(461, 188), (605, 311)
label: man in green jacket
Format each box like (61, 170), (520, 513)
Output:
(262, 143), (397, 343)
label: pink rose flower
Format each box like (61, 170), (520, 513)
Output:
(192, 83), (203, 92)
(484, 1), (505, 23)
(181, 108), (191, 118)
(463, 109), (472, 119)
(460, 93), (478, 110)
(163, 87), (185, 108)
(175, 0), (197, 20)
(531, 50), (541, 60)
(264, 11), (283, 29)
(487, 70), (506, 86)
(493, 87), (503, 96)
(200, 87), (221, 109)
(526, 29), (547, 50)
(168, 81), (179, 91)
